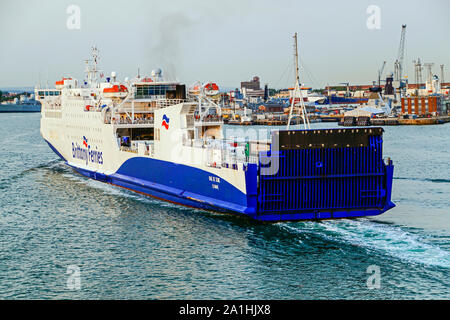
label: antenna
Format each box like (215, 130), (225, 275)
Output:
(84, 46), (101, 85)
(287, 33), (310, 130)
(413, 58), (423, 88)
(413, 58), (423, 93)
(424, 63), (434, 83)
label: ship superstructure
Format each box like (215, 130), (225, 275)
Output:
(38, 46), (395, 221)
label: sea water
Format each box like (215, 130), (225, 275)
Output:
(0, 113), (448, 299)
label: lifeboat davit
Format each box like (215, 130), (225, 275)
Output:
(103, 85), (128, 98)
(189, 85), (201, 96)
(204, 82), (219, 96)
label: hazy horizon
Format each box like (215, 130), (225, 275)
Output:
(1, 0), (449, 89)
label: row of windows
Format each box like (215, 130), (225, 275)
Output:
(45, 111), (62, 119)
(65, 112), (100, 119)
(65, 122), (102, 132)
(66, 124), (92, 132)
(135, 85), (176, 98)
(67, 135), (103, 145)
(38, 90), (61, 96)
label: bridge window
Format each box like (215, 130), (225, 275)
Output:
(135, 84), (176, 99)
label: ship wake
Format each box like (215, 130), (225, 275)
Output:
(0, 159), (64, 188)
(394, 176), (450, 184)
(281, 219), (450, 269)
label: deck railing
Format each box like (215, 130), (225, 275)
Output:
(111, 118), (154, 125)
(182, 138), (263, 169)
(155, 99), (185, 108)
(195, 115), (223, 125)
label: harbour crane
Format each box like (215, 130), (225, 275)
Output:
(394, 25), (407, 93)
(378, 61), (386, 86)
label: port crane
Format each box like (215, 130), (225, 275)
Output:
(377, 61), (386, 87)
(394, 25), (407, 94)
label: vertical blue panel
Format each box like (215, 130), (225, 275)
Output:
(258, 131), (391, 216)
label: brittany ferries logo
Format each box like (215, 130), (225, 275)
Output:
(72, 136), (103, 165)
(162, 114), (170, 130)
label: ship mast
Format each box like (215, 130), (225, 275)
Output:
(287, 33), (310, 130)
(84, 46), (101, 86)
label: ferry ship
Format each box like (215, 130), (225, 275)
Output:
(37, 46), (395, 222)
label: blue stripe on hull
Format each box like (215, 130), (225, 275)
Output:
(112, 157), (255, 215)
(71, 164), (251, 217)
(44, 139), (395, 222)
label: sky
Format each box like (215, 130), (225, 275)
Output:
(0, 0), (449, 89)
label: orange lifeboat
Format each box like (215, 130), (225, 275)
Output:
(55, 77), (72, 89)
(204, 83), (219, 96)
(103, 85), (128, 98)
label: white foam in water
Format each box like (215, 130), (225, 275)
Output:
(84, 178), (159, 204)
(55, 167), (212, 216)
(320, 219), (450, 268)
(280, 220), (450, 268)
(69, 173), (201, 212)
(59, 171), (143, 200)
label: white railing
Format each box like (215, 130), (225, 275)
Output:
(155, 99), (185, 108)
(182, 138), (263, 169)
(111, 118), (154, 125)
(194, 115), (223, 125)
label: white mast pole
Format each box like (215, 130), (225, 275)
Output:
(287, 33), (310, 130)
